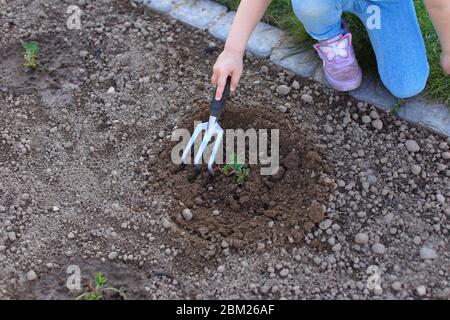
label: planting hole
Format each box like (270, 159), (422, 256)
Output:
(147, 103), (335, 264)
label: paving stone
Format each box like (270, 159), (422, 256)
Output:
(143, 0), (180, 13)
(270, 44), (319, 78)
(398, 98), (450, 138)
(208, 11), (234, 41)
(247, 22), (287, 57)
(209, 11), (287, 57)
(349, 74), (398, 112)
(312, 66), (331, 88)
(171, 0), (227, 30)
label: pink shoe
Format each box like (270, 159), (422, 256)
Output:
(313, 32), (362, 92)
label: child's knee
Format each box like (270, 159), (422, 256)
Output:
(292, 0), (334, 22)
(383, 70), (429, 99)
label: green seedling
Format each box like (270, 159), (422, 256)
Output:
(76, 272), (127, 300)
(223, 154), (250, 185)
(22, 41), (41, 70)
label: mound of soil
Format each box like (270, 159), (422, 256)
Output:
(147, 102), (335, 258)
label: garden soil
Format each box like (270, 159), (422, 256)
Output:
(0, 0), (449, 300)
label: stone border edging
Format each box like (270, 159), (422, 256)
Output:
(141, 0), (449, 138)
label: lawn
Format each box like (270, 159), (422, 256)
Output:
(216, 0), (449, 105)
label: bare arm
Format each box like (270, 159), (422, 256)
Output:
(224, 0), (272, 56)
(212, 0), (272, 100)
(424, 0), (450, 74)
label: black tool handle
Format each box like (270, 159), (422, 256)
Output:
(210, 76), (232, 118)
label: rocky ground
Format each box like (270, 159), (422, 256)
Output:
(0, 0), (449, 300)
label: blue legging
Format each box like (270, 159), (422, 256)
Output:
(291, 0), (429, 98)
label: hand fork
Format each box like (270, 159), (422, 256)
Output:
(181, 77), (232, 173)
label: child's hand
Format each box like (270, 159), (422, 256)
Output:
(211, 49), (243, 100)
(441, 51), (450, 75)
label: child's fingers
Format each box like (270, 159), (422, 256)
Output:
(211, 62), (221, 87)
(215, 74), (228, 101)
(230, 69), (242, 92)
(211, 72), (218, 87)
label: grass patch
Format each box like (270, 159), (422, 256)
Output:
(216, 0), (449, 104)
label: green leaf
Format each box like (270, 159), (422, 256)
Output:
(223, 164), (233, 175)
(223, 153), (249, 185)
(118, 288), (127, 300)
(84, 291), (103, 300)
(236, 168), (249, 185)
(23, 41), (39, 55)
(22, 41), (40, 69)
(95, 272), (107, 287)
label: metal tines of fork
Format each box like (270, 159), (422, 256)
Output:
(181, 77), (232, 174)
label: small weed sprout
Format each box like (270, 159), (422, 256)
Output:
(22, 41), (40, 70)
(22, 41), (48, 71)
(223, 154), (250, 185)
(76, 272), (126, 300)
